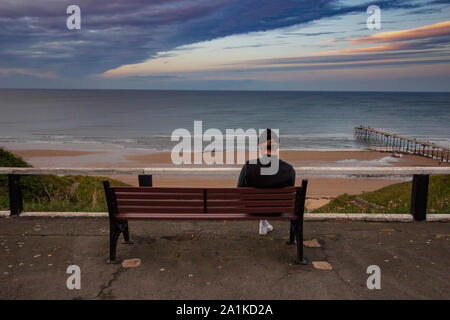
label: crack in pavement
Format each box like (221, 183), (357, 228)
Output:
(321, 244), (365, 299)
(95, 266), (127, 300)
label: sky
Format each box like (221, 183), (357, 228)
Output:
(0, 0), (449, 91)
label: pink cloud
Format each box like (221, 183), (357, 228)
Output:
(350, 21), (450, 44)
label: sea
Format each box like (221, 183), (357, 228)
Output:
(0, 89), (449, 152)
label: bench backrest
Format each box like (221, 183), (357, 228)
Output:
(103, 180), (307, 220)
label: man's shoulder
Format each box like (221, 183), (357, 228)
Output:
(279, 159), (294, 170)
(244, 158), (293, 169)
(244, 159), (259, 167)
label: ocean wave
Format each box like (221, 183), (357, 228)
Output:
(334, 156), (401, 167)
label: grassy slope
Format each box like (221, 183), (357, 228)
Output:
(313, 175), (450, 214)
(0, 148), (128, 212)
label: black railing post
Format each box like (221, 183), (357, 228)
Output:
(8, 174), (23, 216)
(138, 174), (153, 187)
(410, 174), (429, 221)
(294, 179), (308, 265)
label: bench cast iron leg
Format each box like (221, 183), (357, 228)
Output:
(107, 219), (133, 263)
(286, 220), (297, 245)
(122, 221), (133, 244)
(295, 219), (307, 265)
(107, 220), (122, 264)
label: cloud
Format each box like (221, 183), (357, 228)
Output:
(409, 8), (442, 15)
(211, 20), (450, 73)
(121, 74), (183, 81)
(280, 31), (339, 36)
(0, 0), (432, 79)
(429, 0), (450, 4)
(318, 42), (421, 54)
(228, 48), (448, 70)
(350, 21), (450, 44)
(222, 43), (288, 50)
(0, 68), (56, 78)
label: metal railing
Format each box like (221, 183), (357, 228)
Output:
(1, 166), (450, 221)
(1, 166), (449, 176)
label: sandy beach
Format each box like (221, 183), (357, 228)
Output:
(3, 142), (446, 210)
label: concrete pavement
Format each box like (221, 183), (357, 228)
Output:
(0, 216), (448, 299)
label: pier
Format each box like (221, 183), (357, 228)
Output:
(355, 126), (450, 163)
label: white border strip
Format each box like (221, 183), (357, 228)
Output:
(426, 214), (450, 222)
(20, 211), (108, 217)
(0, 211), (107, 218)
(304, 213), (414, 222)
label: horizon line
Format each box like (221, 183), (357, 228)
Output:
(1, 87), (449, 94)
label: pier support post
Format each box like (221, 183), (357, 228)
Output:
(410, 174), (429, 221)
(138, 174), (153, 187)
(8, 174), (23, 216)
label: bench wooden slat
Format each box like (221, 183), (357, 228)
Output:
(207, 200), (295, 207)
(117, 206), (205, 214)
(117, 199), (204, 207)
(117, 199), (294, 207)
(114, 187), (203, 193)
(207, 206), (294, 214)
(113, 187), (296, 194)
(117, 206), (294, 214)
(116, 193), (295, 201)
(207, 193), (296, 200)
(206, 187), (296, 194)
(116, 213), (296, 220)
(115, 193), (204, 200)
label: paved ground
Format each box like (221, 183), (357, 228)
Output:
(0, 216), (448, 299)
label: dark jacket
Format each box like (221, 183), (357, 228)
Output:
(237, 158), (296, 188)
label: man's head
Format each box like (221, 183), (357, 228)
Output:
(258, 128), (279, 157)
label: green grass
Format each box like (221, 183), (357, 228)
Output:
(313, 175), (450, 214)
(0, 148), (128, 212)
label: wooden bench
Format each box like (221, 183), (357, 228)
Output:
(102, 179), (308, 264)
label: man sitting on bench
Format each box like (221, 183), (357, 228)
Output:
(237, 129), (296, 235)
